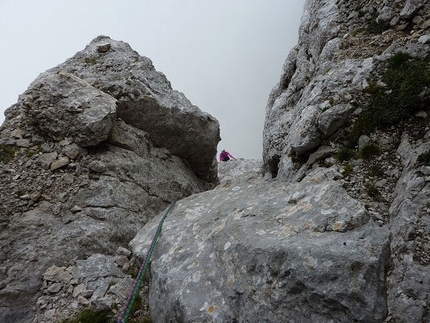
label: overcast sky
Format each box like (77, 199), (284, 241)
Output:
(0, 0), (306, 159)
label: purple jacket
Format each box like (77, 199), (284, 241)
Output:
(220, 150), (234, 162)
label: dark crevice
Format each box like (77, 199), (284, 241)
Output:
(268, 155), (281, 178)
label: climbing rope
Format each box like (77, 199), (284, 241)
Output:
(117, 200), (176, 323)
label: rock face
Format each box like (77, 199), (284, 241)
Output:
(1, 1), (430, 322)
(217, 158), (263, 184)
(131, 168), (391, 322)
(263, 0), (430, 181)
(128, 0), (430, 322)
(387, 134), (430, 322)
(22, 70), (117, 147)
(260, 0), (430, 320)
(0, 36), (220, 322)
(21, 35), (220, 182)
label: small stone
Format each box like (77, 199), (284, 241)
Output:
(71, 205), (82, 213)
(400, 0), (420, 19)
(59, 139), (72, 146)
(122, 262), (130, 272)
(30, 191), (42, 202)
(63, 143), (81, 159)
(32, 134), (44, 145)
(414, 111), (427, 119)
(73, 283), (86, 298)
(115, 255), (129, 267)
(47, 283), (62, 293)
(421, 166), (430, 176)
(44, 309), (56, 320)
(62, 173), (75, 185)
(44, 266), (62, 282)
(116, 246), (132, 257)
(16, 139), (30, 148)
(82, 289), (94, 298)
(88, 160), (106, 173)
(38, 152), (58, 170)
(97, 43), (111, 53)
(36, 297), (49, 309)
(78, 295), (90, 306)
(375, 179), (387, 188)
(50, 156), (70, 170)
(11, 129), (23, 139)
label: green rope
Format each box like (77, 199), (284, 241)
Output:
(117, 200), (176, 323)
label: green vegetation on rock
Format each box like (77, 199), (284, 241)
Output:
(62, 308), (112, 323)
(347, 52), (430, 147)
(418, 150), (430, 166)
(0, 144), (18, 164)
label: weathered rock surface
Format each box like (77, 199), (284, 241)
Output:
(21, 70), (117, 147)
(1, 0), (429, 322)
(34, 252), (135, 323)
(55, 35), (220, 182)
(387, 133), (430, 322)
(217, 158), (262, 184)
(127, 0), (429, 322)
(0, 37), (219, 322)
(260, 0), (430, 322)
(263, 0), (430, 181)
(131, 168), (391, 322)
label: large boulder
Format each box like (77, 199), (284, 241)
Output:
(131, 169), (391, 323)
(21, 70), (117, 147)
(56, 35), (220, 182)
(0, 36), (219, 322)
(6, 35), (220, 183)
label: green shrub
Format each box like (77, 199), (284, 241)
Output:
(0, 144), (18, 163)
(348, 52), (430, 145)
(366, 184), (380, 199)
(62, 308), (112, 323)
(387, 52), (412, 68)
(342, 163), (354, 176)
(418, 150), (430, 166)
(335, 147), (356, 162)
(84, 57), (98, 65)
(366, 19), (389, 34)
(369, 164), (384, 177)
(359, 143), (380, 159)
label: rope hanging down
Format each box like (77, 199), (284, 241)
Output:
(117, 200), (177, 323)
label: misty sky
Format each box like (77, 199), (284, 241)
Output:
(0, 0), (306, 159)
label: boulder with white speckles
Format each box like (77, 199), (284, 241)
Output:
(131, 168), (391, 322)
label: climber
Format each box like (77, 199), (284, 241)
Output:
(219, 149), (235, 162)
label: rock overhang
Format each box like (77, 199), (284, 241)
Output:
(18, 35), (221, 184)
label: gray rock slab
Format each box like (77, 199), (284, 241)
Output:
(131, 170), (391, 322)
(73, 254), (124, 280)
(386, 134), (430, 323)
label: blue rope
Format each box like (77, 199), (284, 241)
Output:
(117, 200), (176, 323)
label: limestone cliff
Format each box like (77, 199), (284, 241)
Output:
(1, 1), (430, 322)
(132, 0), (429, 322)
(0, 36), (220, 322)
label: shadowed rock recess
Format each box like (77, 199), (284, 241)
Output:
(1, 0), (430, 322)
